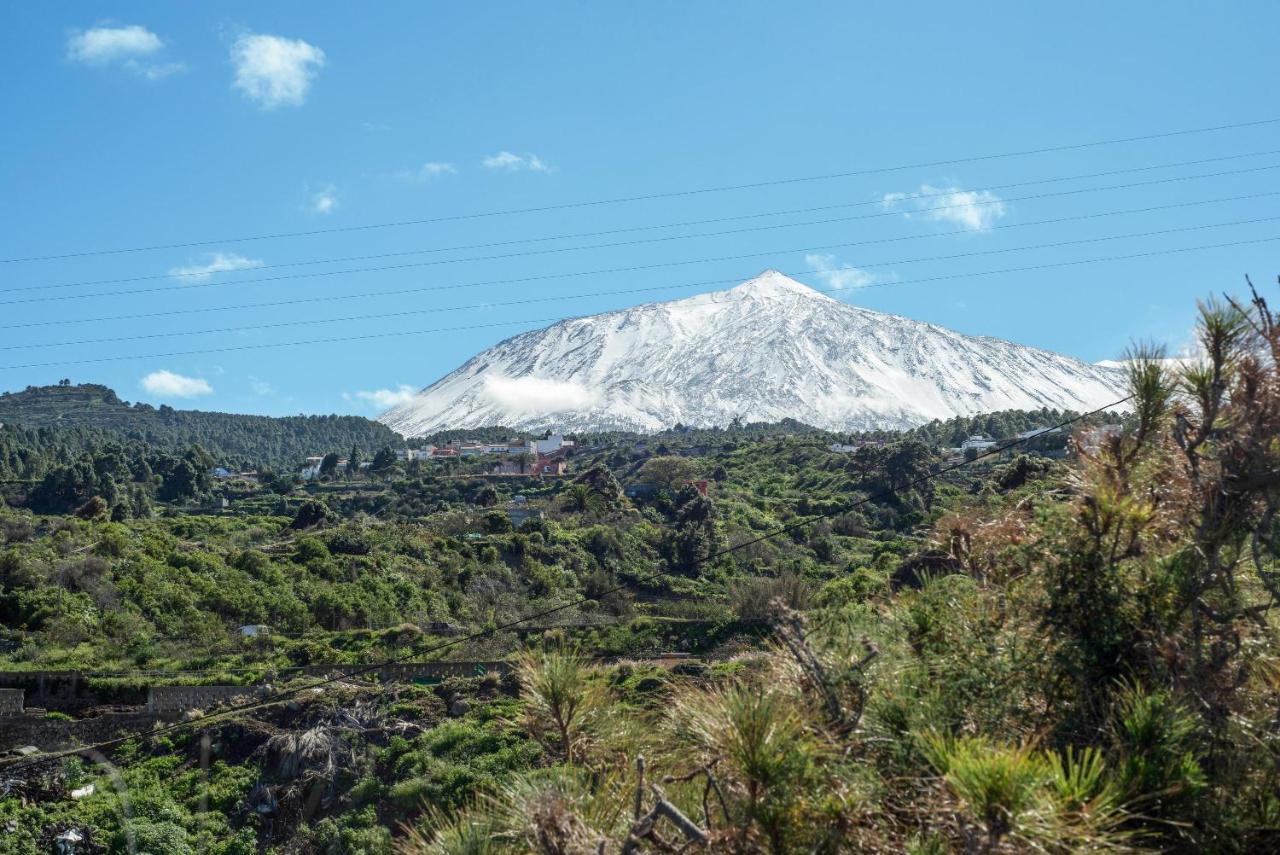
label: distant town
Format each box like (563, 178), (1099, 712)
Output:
(297, 433), (574, 480)
(203, 424), (1124, 486)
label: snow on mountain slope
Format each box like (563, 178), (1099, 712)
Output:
(379, 271), (1129, 435)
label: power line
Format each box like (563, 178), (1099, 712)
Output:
(10, 149), (1279, 296)
(8, 161), (1278, 309)
(5, 207), (1277, 353)
(7, 186), (1274, 334)
(0, 396), (1132, 776)
(3, 116), (1278, 265)
(1, 233), (1274, 372)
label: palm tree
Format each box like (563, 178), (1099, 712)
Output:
(565, 483), (594, 513)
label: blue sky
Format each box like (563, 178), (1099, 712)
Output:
(1, 2), (1277, 416)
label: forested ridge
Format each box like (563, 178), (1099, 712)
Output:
(0, 383), (403, 471)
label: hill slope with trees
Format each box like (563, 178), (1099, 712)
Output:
(0, 382), (403, 470)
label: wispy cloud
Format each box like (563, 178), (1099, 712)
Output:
(352, 385), (417, 409)
(804, 253), (877, 290)
(307, 185), (339, 215)
(141, 62), (185, 80)
(482, 151), (554, 173)
(882, 184), (1007, 232)
(141, 370), (212, 398)
(168, 252), (263, 282)
(230, 33), (325, 109)
(418, 161), (458, 177)
(67, 24), (184, 80)
(249, 376), (274, 396)
(68, 25), (162, 63)
(395, 161), (458, 182)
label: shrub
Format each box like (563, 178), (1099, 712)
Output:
(517, 647), (603, 765)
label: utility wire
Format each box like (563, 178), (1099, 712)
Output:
(10, 148), (1279, 296)
(7, 186), (1276, 334)
(2, 234), (1269, 371)
(3, 116), (1277, 264)
(5, 205), (1277, 353)
(0, 233), (1274, 372)
(0, 396), (1133, 776)
(7, 161), (1279, 308)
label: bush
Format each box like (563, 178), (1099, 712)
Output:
(729, 572), (812, 621)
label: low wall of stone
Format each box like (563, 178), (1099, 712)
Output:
(147, 685), (256, 715)
(0, 712), (157, 752)
(0, 689), (22, 715)
(0, 661), (511, 714)
(0, 671), (95, 711)
(289, 660), (509, 681)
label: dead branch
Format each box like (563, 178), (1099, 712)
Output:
(621, 764), (709, 854)
(662, 759), (731, 829)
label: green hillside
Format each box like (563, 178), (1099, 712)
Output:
(0, 382), (403, 470)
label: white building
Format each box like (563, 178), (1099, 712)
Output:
(960, 435), (1000, 452)
(300, 456), (325, 479)
(1015, 427), (1062, 441)
(534, 434), (575, 455)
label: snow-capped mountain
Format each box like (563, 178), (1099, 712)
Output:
(379, 271), (1129, 435)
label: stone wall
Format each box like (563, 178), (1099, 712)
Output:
(288, 660), (508, 681)
(0, 661), (511, 714)
(0, 689), (22, 715)
(0, 671), (94, 711)
(0, 712), (157, 752)
(147, 685), (256, 715)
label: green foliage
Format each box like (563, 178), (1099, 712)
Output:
(0, 382), (403, 472)
(389, 713), (543, 813)
(1113, 683), (1206, 806)
(516, 647), (603, 765)
(923, 733), (1049, 844)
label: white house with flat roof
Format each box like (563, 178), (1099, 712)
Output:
(960, 435), (1000, 452)
(534, 434), (574, 455)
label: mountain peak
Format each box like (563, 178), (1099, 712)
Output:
(379, 272), (1129, 436)
(729, 270), (831, 300)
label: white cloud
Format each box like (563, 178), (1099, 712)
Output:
(141, 370), (213, 398)
(168, 252), (263, 281)
(482, 151), (554, 173)
(354, 385), (417, 409)
(141, 61), (185, 80)
(418, 161), (458, 178)
(396, 161), (458, 182)
(68, 25), (162, 64)
(307, 186), (339, 215)
(481, 375), (599, 413)
(230, 33), (325, 109)
(249, 377), (274, 396)
(882, 184), (1007, 232)
(67, 24), (183, 80)
(805, 253), (876, 290)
